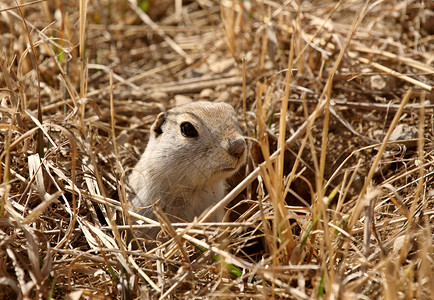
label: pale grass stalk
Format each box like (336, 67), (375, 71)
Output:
(412, 92), (432, 298)
(293, 1), (343, 65)
(5, 8), (78, 106)
(153, 205), (190, 263)
(180, 232), (253, 270)
(350, 45), (434, 74)
(348, 89), (412, 231)
(2, 1), (432, 298)
(259, 23), (267, 70)
(333, 159), (362, 220)
(295, 2), (304, 75)
(349, 53), (433, 91)
(39, 60), (184, 113)
(314, 0), (371, 292)
(128, 255), (161, 293)
(21, 191), (63, 225)
(275, 0), (297, 258)
(128, 0), (192, 63)
(108, 70), (129, 257)
(79, 0), (87, 99)
(15, 0), (43, 157)
(220, 0), (237, 57)
(255, 81), (278, 298)
(0, 58), (14, 192)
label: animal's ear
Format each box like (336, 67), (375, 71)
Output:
(151, 112), (166, 137)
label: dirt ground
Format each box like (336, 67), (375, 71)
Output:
(0, 0), (433, 299)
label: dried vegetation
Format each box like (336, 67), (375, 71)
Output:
(1, 0), (433, 299)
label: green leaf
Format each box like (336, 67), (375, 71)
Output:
(317, 271), (325, 297)
(192, 243), (242, 277)
(137, 0), (150, 13)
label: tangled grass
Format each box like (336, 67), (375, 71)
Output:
(0, 0), (433, 299)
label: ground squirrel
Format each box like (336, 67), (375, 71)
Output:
(128, 101), (247, 237)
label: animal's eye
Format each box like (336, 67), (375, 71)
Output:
(180, 122), (198, 138)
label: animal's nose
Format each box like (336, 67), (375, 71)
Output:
(228, 138), (246, 159)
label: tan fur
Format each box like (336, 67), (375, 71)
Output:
(128, 101), (247, 237)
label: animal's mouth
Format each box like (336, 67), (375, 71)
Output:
(221, 167), (237, 173)
(220, 156), (246, 174)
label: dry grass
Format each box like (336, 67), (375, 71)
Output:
(1, 0), (433, 299)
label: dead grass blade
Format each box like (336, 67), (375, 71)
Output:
(1, 0), (433, 298)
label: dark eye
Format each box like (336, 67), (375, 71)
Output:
(180, 122), (198, 138)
